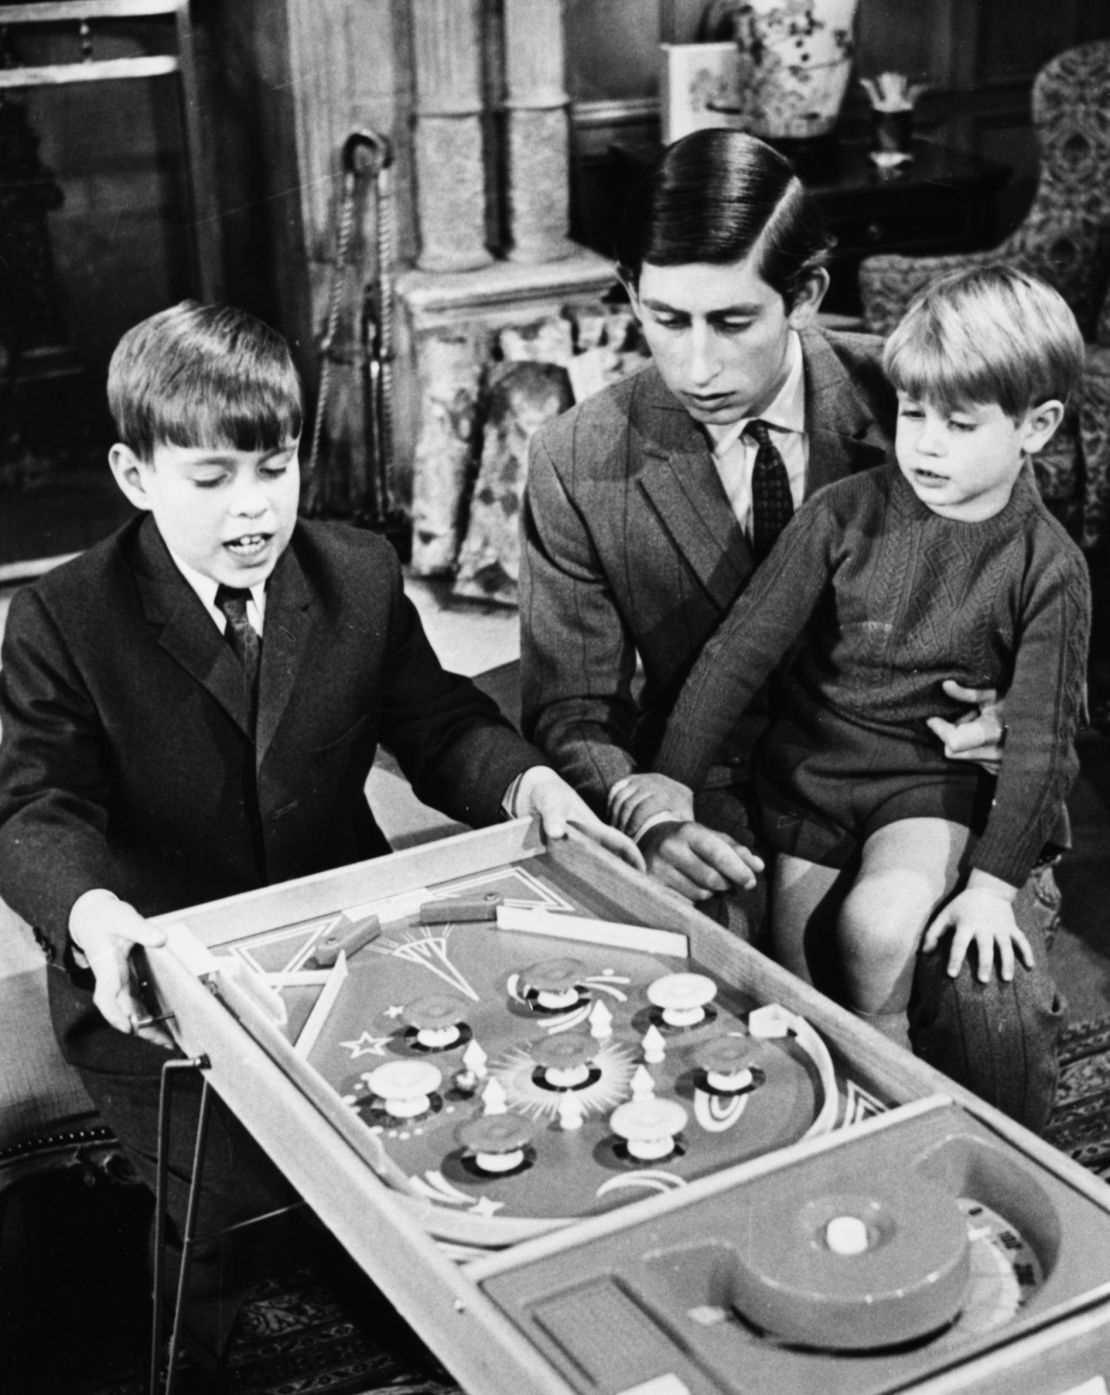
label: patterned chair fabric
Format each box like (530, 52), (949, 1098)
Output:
(857, 41), (1110, 548)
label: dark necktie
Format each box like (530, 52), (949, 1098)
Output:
(215, 584), (261, 691)
(746, 419), (794, 563)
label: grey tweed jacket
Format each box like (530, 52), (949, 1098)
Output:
(519, 325), (897, 813)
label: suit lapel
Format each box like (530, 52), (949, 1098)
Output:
(633, 370), (755, 609)
(254, 539), (315, 766)
(132, 521), (255, 738)
(801, 327), (890, 496)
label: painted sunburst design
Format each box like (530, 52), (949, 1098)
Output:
(366, 928), (481, 1001)
(491, 1039), (639, 1122)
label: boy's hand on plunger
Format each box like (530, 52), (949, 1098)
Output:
(922, 872), (1033, 983)
(69, 890), (172, 1046)
(513, 767), (647, 873)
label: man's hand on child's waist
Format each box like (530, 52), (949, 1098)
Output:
(69, 889), (173, 1046)
(926, 680), (1005, 774)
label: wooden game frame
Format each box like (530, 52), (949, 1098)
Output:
(141, 820), (1110, 1395)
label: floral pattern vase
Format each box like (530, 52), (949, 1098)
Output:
(699, 0), (860, 141)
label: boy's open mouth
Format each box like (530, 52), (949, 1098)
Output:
(226, 534), (270, 557)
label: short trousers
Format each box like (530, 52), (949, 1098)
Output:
(755, 705), (994, 870)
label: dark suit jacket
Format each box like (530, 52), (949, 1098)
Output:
(519, 326), (896, 815)
(0, 515), (541, 960)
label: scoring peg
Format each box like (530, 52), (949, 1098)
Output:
(630, 1064), (656, 1099)
(647, 972), (717, 1028)
(480, 1076), (508, 1115)
(694, 1036), (756, 1093)
(641, 1023), (666, 1064)
(557, 1093), (585, 1131)
(521, 958), (587, 1011)
(532, 1031), (596, 1089)
(456, 1113), (535, 1173)
(401, 993), (468, 1049)
(588, 999), (613, 1040)
(362, 1059), (442, 1119)
(610, 1097), (687, 1161)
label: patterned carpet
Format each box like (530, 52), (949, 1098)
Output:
(3, 1158), (462, 1395)
(1043, 1016), (1110, 1180)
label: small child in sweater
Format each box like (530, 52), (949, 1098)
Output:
(644, 265), (1090, 1048)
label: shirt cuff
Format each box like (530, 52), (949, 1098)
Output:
(501, 765), (558, 819)
(607, 775), (687, 841)
(628, 810), (686, 844)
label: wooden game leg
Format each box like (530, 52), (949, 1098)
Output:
(150, 1054), (211, 1395)
(149, 1058), (309, 1395)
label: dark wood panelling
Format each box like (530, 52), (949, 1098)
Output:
(568, 0), (1110, 259)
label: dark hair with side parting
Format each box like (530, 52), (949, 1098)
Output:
(614, 129), (834, 307)
(107, 301), (304, 462)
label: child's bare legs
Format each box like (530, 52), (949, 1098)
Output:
(772, 818), (971, 1050)
(770, 853), (844, 988)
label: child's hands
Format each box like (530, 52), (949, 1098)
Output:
(607, 773), (696, 840)
(68, 890), (172, 1045)
(513, 767), (647, 873)
(922, 874), (1033, 983)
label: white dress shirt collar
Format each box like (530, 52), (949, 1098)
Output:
(165, 548), (266, 636)
(707, 329), (806, 457)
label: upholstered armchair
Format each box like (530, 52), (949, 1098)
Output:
(857, 41), (1110, 550)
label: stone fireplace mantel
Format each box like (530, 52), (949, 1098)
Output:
(396, 248), (630, 596)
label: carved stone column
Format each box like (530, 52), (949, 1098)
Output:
(411, 0), (492, 271)
(502, 0), (575, 262)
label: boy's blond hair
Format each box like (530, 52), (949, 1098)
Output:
(107, 301), (303, 462)
(882, 265), (1085, 419)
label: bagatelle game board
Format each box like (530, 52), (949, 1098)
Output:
(141, 819), (1110, 1395)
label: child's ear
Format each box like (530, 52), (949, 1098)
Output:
(108, 444), (154, 511)
(1020, 400), (1066, 455)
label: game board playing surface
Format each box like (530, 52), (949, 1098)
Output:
(209, 854), (885, 1237)
(151, 827), (1110, 1392)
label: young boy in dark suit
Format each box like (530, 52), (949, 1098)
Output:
(0, 301), (635, 1374)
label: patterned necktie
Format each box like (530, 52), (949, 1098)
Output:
(215, 584), (261, 691)
(746, 419), (794, 563)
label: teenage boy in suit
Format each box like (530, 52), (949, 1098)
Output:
(0, 300), (637, 1373)
(520, 128), (1063, 1129)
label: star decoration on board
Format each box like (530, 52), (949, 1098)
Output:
(339, 1031), (392, 1059)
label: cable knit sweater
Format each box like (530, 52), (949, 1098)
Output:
(653, 463), (1091, 888)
